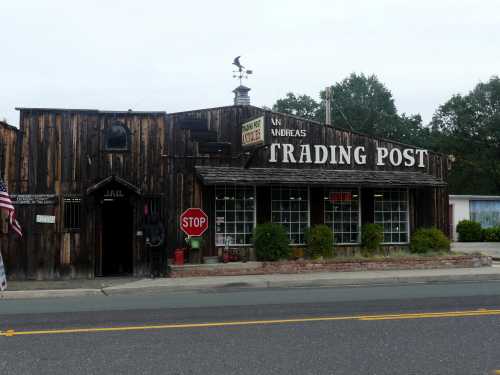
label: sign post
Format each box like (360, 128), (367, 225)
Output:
(180, 208), (209, 237)
(0, 249), (6, 291)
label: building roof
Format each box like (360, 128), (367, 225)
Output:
(15, 107), (166, 115)
(450, 195), (500, 200)
(195, 166), (447, 187)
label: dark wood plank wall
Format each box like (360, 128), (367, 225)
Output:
(3, 110), (168, 279)
(166, 106), (262, 257)
(0, 121), (24, 277)
(168, 106), (449, 256)
(2, 105), (449, 278)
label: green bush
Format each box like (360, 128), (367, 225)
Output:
(252, 223), (291, 261)
(482, 227), (500, 242)
(410, 227), (450, 254)
(304, 225), (334, 259)
(361, 224), (384, 254)
(456, 220), (482, 242)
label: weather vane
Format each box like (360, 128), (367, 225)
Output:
(232, 56), (253, 85)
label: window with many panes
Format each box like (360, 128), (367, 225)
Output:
(215, 186), (255, 246)
(374, 189), (409, 243)
(271, 187), (309, 244)
(63, 197), (81, 230)
(324, 189), (360, 244)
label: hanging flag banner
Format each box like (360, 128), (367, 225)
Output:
(0, 251), (6, 291)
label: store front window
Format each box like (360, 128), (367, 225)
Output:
(271, 187), (309, 244)
(374, 189), (409, 244)
(470, 200), (500, 228)
(324, 188), (360, 244)
(215, 186), (255, 246)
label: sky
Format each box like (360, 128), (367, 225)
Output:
(1, 0), (499, 126)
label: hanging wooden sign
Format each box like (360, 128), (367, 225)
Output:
(11, 194), (57, 205)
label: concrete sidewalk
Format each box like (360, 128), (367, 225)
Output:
(3, 266), (500, 300)
(452, 242), (500, 260)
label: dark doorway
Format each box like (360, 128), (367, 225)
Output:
(101, 199), (133, 276)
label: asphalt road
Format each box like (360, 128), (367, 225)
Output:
(2, 281), (500, 374)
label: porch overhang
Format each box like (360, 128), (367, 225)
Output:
(86, 175), (142, 196)
(195, 166), (447, 188)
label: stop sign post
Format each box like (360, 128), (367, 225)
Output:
(180, 208), (208, 237)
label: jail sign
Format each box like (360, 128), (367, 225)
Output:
(180, 208), (208, 236)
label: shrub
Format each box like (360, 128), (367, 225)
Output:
(410, 227), (450, 254)
(361, 224), (384, 254)
(252, 223), (291, 261)
(482, 227), (500, 242)
(456, 220), (482, 242)
(304, 225), (334, 259)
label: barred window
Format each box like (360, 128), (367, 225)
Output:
(63, 197), (81, 230)
(271, 187), (309, 245)
(374, 189), (409, 243)
(215, 186), (255, 246)
(324, 189), (360, 244)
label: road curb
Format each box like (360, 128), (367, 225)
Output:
(3, 273), (500, 299)
(0, 288), (103, 300)
(101, 273), (500, 296)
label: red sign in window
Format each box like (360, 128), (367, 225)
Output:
(329, 192), (353, 203)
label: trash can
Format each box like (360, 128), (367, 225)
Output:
(174, 248), (184, 265)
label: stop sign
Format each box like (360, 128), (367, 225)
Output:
(180, 208), (209, 236)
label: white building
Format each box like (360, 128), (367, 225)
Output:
(449, 195), (500, 241)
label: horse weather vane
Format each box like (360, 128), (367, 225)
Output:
(232, 56), (253, 85)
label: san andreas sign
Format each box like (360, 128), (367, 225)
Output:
(268, 143), (428, 168)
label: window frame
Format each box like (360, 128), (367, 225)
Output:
(62, 196), (82, 232)
(214, 185), (256, 247)
(271, 186), (310, 245)
(324, 187), (361, 245)
(469, 199), (500, 228)
(373, 188), (410, 245)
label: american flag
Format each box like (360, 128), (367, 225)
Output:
(0, 179), (22, 237)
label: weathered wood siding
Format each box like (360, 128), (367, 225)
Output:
(0, 121), (22, 277)
(4, 110), (168, 279)
(3, 105), (449, 278)
(168, 106), (449, 257)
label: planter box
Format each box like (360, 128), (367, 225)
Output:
(169, 254), (492, 278)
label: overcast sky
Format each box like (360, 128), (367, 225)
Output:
(1, 0), (499, 126)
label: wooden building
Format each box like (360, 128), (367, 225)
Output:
(0, 106), (449, 280)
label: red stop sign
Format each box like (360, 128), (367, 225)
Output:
(180, 208), (209, 236)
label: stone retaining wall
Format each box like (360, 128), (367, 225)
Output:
(169, 254), (492, 278)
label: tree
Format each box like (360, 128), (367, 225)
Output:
(319, 73), (397, 135)
(271, 73), (430, 147)
(272, 92), (320, 120)
(430, 76), (500, 194)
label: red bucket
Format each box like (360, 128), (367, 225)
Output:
(174, 248), (184, 265)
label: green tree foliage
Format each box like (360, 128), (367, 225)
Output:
(430, 76), (500, 194)
(319, 73), (397, 133)
(304, 225), (334, 259)
(361, 224), (384, 254)
(252, 223), (291, 261)
(456, 220), (482, 242)
(271, 73), (431, 148)
(272, 92), (320, 120)
(410, 228), (450, 254)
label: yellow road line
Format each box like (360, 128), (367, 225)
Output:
(2, 309), (500, 337)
